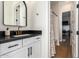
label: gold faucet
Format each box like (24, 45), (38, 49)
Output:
(16, 26), (21, 35)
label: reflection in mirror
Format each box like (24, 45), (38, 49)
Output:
(16, 4), (20, 25)
(3, 1), (27, 26)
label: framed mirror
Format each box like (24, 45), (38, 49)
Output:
(3, 1), (27, 26)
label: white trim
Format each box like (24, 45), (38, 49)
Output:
(75, 1), (78, 57)
(48, 1), (51, 58)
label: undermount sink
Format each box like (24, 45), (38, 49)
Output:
(13, 34), (31, 37)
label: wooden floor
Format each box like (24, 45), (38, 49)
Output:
(53, 39), (72, 58)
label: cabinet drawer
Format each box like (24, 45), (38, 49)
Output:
(23, 37), (34, 47)
(23, 36), (41, 47)
(0, 47), (26, 58)
(0, 40), (22, 56)
(34, 36), (41, 41)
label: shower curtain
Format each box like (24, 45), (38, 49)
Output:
(50, 10), (56, 56)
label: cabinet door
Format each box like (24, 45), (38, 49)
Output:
(26, 44), (33, 58)
(26, 41), (41, 58)
(1, 48), (26, 58)
(32, 41), (41, 58)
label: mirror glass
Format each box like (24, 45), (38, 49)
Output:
(3, 1), (27, 26)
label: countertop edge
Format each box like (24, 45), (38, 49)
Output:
(0, 34), (42, 44)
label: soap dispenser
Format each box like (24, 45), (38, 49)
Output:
(5, 27), (10, 37)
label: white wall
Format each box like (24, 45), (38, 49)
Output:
(29, 1), (49, 57)
(72, 1), (78, 57)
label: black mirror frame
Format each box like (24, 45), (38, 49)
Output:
(3, 1), (27, 27)
(23, 1), (27, 26)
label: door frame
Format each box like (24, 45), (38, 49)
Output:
(71, 1), (78, 57)
(76, 1), (79, 58)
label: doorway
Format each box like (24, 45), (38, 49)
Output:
(62, 11), (71, 42)
(50, 1), (75, 58)
(59, 11), (72, 57)
(54, 11), (72, 58)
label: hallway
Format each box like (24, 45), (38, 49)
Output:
(54, 39), (72, 58)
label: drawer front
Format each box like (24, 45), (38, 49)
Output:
(23, 37), (34, 47)
(34, 36), (41, 41)
(23, 36), (41, 47)
(0, 47), (26, 58)
(0, 40), (22, 56)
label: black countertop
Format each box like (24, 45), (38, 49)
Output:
(0, 34), (41, 44)
(0, 30), (42, 44)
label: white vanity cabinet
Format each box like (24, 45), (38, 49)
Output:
(31, 39), (41, 58)
(0, 35), (41, 58)
(23, 36), (41, 58)
(26, 39), (41, 58)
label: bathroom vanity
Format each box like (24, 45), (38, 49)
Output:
(0, 1), (43, 58)
(0, 31), (42, 58)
